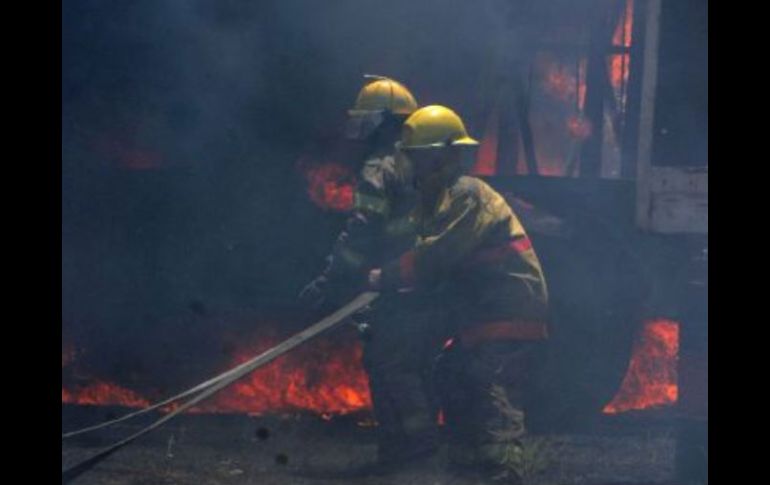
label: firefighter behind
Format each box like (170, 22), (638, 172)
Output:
(299, 76), (443, 471)
(300, 75), (418, 308)
(368, 105), (549, 483)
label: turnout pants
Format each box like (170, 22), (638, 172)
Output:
(360, 302), (442, 462)
(434, 339), (543, 476)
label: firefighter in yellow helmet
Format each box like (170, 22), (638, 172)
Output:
(301, 75), (419, 308)
(300, 77), (442, 472)
(368, 105), (549, 483)
(341, 75), (420, 261)
(344, 74), (418, 140)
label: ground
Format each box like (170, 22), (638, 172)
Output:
(63, 406), (679, 485)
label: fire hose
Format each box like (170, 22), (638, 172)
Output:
(61, 291), (380, 483)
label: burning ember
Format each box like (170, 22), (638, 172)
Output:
(603, 319), (679, 414)
(62, 381), (151, 408)
(62, 334), (372, 417)
(298, 160), (356, 212)
(198, 336), (371, 415)
(608, 54), (631, 93)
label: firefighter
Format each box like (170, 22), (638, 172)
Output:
(368, 105), (549, 482)
(300, 75), (418, 308)
(299, 76), (441, 471)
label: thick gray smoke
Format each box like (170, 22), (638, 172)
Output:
(62, 0), (704, 393)
(63, 0), (585, 388)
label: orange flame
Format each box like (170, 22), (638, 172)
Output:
(609, 0), (633, 95)
(198, 337), (371, 415)
(603, 319), (679, 414)
(471, 105), (500, 176)
(62, 381), (151, 408)
(608, 54), (631, 92)
(63, 318), (678, 418)
(612, 0), (634, 48)
(298, 161), (356, 212)
(62, 335), (372, 417)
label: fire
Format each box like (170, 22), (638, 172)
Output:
(62, 381), (151, 408)
(540, 57), (587, 112)
(62, 334), (372, 417)
(471, 104), (500, 176)
(609, 0), (633, 95)
(298, 160), (356, 212)
(608, 54), (631, 92)
(198, 336), (371, 415)
(543, 62), (579, 105)
(612, 0), (634, 48)
(63, 319), (679, 419)
(603, 319), (679, 414)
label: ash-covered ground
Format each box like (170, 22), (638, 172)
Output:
(63, 406), (678, 485)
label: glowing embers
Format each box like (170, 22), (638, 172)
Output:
(297, 160), (356, 212)
(62, 335), (372, 417)
(603, 319), (679, 414)
(62, 381), (151, 408)
(198, 336), (371, 415)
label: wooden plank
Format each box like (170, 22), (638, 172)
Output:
(635, 0), (663, 229)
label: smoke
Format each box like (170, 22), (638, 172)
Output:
(62, 0), (568, 380)
(62, 0), (703, 394)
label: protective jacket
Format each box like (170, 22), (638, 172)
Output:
(301, 150), (417, 309)
(380, 175), (549, 342)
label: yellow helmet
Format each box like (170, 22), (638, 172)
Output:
(397, 105), (479, 151)
(348, 75), (418, 116)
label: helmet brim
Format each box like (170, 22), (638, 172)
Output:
(396, 136), (480, 151)
(451, 136), (480, 147)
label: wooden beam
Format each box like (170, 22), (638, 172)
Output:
(635, 0), (662, 229)
(513, 64), (539, 175)
(620, 0), (649, 178)
(497, 78), (520, 176)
